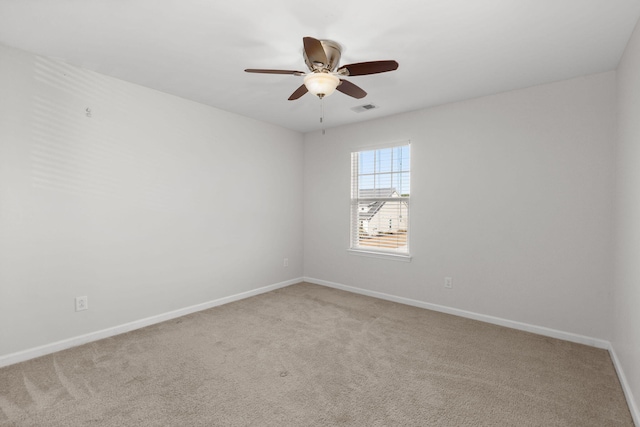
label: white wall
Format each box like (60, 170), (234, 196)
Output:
(0, 44), (304, 357)
(304, 72), (616, 340)
(613, 17), (640, 419)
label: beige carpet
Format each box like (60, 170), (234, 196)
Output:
(0, 282), (633, 426)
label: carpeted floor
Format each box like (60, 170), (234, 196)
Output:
(0, 282), (633, 426)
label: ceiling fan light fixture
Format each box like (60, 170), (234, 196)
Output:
(245, 37), (398, 102)
(304, 72), (340, 98)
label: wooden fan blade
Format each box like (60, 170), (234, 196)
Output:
(337, 80), (367, 99)
(338, 60), (399, 76)
(303, 37), (328, 67)
(245, 69), (305, 75)
(288, 84), (308, 100)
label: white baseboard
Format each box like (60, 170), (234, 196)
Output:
(0, 277), (302, 369)
(305, 276), (640, 425)
(304, 277), (609, 348)
(608, 344), (640, 426)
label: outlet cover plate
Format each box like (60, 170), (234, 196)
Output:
(75, 296), (88, 311)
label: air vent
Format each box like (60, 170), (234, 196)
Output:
(351, 104), (379, 113)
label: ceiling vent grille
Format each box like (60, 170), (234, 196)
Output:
(351, 104), (379, 113)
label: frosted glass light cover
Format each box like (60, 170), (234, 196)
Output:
(303, 73), (340, 97)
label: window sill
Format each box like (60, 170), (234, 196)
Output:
(348, 249), (412, 262)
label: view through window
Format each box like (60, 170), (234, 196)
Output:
(350, 143), (410, 256)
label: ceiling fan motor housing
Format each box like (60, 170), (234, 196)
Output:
(304, 39), (342, 71)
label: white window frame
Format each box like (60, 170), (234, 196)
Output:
(349, 141), (411, 262)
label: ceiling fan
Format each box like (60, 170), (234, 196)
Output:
(245, 37), (399, 101)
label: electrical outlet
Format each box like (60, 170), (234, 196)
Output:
(444, 277), (453, 289)
(283, 258), (289, 268)
(75, 296), (88, 311)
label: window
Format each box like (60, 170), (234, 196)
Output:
(350, 143), (410, 258)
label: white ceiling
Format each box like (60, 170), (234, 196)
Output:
(1, 0), (639, 133)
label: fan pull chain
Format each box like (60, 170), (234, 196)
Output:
(320, 98), (326, 135)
